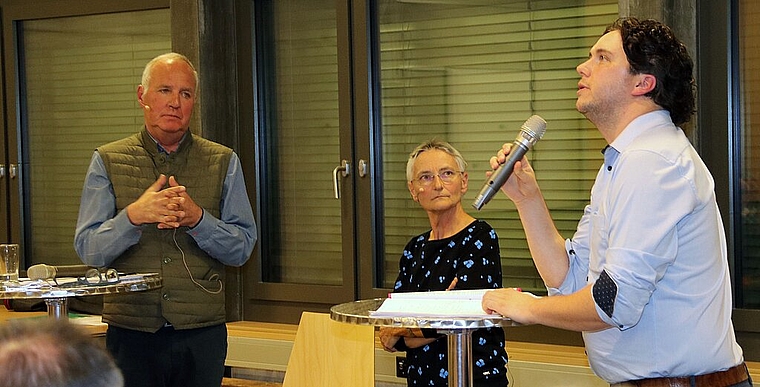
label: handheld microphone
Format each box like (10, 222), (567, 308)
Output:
(27, 264), (93, 280)
(472, 115), (547, 210)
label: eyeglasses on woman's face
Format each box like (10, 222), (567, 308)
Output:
(413, 169), (462, 186)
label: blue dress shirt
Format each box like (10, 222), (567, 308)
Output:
(549, 110), (743, 383)
(74, 150), (257, 268)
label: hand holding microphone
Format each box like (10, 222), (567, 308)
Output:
(472, 115), (547, 210)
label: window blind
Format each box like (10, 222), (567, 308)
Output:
(378, 0), (617, 292)
(21, 9), (171, 266)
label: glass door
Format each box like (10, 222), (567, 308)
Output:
(245, 0), (360, 320)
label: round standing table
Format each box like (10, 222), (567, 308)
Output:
(0, 273), (162, 319)
(330, 298), (517, 387)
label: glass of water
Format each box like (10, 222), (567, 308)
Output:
(0, 244), (20, 283)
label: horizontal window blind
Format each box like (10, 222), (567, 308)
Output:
(378, 0), (617, 291)
(22, 9), (171, 266)
(739, 0), (760, 308)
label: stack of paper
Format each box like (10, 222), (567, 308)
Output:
(370, 289), (496, 319)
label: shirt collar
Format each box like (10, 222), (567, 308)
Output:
(601, 110), (674, 170)
(608, 109), (672, 153)
(145, 130), (188, 155)
(603, 144), (620, 170)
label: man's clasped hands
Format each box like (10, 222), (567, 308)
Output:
(126, 174), (203, 229)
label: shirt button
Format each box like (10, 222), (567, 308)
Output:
(162, 293), (170, 301)
(163, 256), (172, 264)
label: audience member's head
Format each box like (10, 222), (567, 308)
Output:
(0, 319), (123, 387)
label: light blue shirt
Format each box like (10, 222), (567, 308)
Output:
(549, 110), (743, 383)
(74, 150), (257, 268)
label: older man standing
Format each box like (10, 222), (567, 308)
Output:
(74, 52), (257, 387)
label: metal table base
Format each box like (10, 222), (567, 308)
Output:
(446, 328), (474, 386)
(45, 297), (69, 319)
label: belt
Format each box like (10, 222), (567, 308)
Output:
(611, 363), (750, 387)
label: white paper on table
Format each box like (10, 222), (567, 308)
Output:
(369, 289), (496, 319)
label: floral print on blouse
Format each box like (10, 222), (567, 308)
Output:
(393, 220), (508, 387)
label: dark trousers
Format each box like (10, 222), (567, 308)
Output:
(106, 323), (227, 387)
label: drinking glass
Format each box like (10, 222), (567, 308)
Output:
(0, 244), (20, 282)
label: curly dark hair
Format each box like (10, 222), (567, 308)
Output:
(605, 17), (696, 126)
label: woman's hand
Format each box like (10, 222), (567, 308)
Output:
(379, 327), (403, 352)
(378, 327), (437, 352)
(403, 337), (437, 349)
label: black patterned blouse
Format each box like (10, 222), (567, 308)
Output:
(392, 219), (508, 386)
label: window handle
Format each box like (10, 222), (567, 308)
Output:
(358, 159), (368, 178)
(333, 159), (350, 199)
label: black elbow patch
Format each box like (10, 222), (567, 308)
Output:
(592, 270), (617, 318)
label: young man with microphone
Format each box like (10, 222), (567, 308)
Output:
(480, 17), (749, 386)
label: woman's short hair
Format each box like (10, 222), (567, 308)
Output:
(406, 139), (467, 182)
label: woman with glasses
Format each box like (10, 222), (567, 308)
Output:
(379, 139), (509, 386)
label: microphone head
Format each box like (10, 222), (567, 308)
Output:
(520, 115), (547, 145)
(27, 264), (57, 280)
(472, 114), (548, 211)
